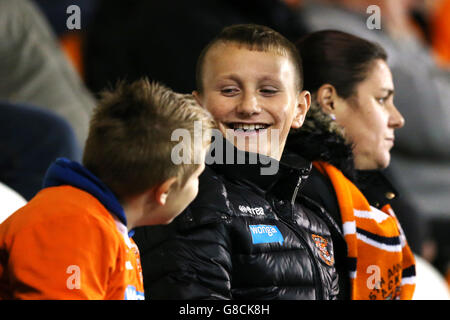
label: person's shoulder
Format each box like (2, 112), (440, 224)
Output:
(300, 166), (342, 225)
(0, 187), (123, 271)
(198, 165), (222, 185)
(132, 167), (232, 250)
(173, 166), (233, 227)
(302, 167), (335, 202)
(1, 186), (117, 238)
(30, 186), (111, 218)
(193, 165), (229, 208)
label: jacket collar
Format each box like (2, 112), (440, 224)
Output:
(354, 169), (399, 209)
(286, 128), (356, 181)
(286, 103), (398, 201)
(208, 135), (312, 199)
(42, 158), (128, 227)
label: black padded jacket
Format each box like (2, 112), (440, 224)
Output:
(133, 141), (341, 300)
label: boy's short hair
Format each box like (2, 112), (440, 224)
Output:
(83, 78), (215, 201)
(195, 23), (304, 92)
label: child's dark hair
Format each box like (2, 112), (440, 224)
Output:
(196, 23), (304, 92)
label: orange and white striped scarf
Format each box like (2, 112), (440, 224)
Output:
(314, 161), (416, 300)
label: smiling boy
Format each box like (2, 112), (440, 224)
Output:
(133, 24), (341, 300)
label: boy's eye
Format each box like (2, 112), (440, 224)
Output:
(221, 87), (240, 96)
(259, 87), (278, 96)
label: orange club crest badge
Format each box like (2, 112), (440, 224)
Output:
(311, 234), (334, 266)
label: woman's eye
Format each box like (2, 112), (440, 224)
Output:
(377, 97), (387, 104)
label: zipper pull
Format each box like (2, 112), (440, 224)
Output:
(291, 162), (311, 206)
(291, 176), (302, 207)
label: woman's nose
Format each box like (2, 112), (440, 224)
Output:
(389, 103), (405, 129)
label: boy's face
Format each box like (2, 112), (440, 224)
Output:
(194, 43), (308, 160)
(147, 150), (206, 225)
(163, 161), (206, 223)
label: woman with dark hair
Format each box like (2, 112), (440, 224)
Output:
(286, 30), (416, 300)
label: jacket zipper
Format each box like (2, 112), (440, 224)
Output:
(275, 174), (324, 299)
(290, 166), (311, 207)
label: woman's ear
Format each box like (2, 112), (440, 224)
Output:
(291, 90), (311, 129)
(316, 84), (337, 115)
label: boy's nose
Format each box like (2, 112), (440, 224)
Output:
(236, 93), (261, 116)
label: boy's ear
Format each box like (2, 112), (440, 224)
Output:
(316, 84), (337, 114)
(192, 91), (203, 106)
(154, 177), (178, 206)
(291, 90), (311, 129)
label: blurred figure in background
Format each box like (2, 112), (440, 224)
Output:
(292, 0), (450, 282)
(0, 182), (26, 225)
(83, 0), (308, 95)
(429, 0), (450, 68)
(32, 0), (100, 78)
(0, 0), (90, 201)
(0, 0), (96, 147)
(32, 0), (99, 37)
(0, 102), (81, 201)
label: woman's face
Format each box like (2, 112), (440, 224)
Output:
(194, 43), (309, 160)
(334, 59), (404, 170)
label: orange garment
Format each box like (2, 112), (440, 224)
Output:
(60, 31), (84, 78)
(0, 186), (144, 300)
(446, 268), (450, 289)
(314, 161), (416, 300)
(431, 0), (450, 65)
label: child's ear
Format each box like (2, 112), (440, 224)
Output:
(291, 90), (311, 129)
(155, 177), (178, 206)
(192, 90), (203, 106)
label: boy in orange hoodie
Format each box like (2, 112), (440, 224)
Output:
(0, 79), (214, 299)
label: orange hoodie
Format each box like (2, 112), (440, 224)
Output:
(0, 185), (144, 300)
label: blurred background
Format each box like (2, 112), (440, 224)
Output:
(0, 0), (449, 299)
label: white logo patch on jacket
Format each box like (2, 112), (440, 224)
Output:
(238, 205), (265, 216)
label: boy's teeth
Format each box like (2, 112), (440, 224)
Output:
(233, 123), (267, 130)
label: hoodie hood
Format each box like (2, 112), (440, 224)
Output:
(286, 100), (356, 181)
(42, 158), (127, 227)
